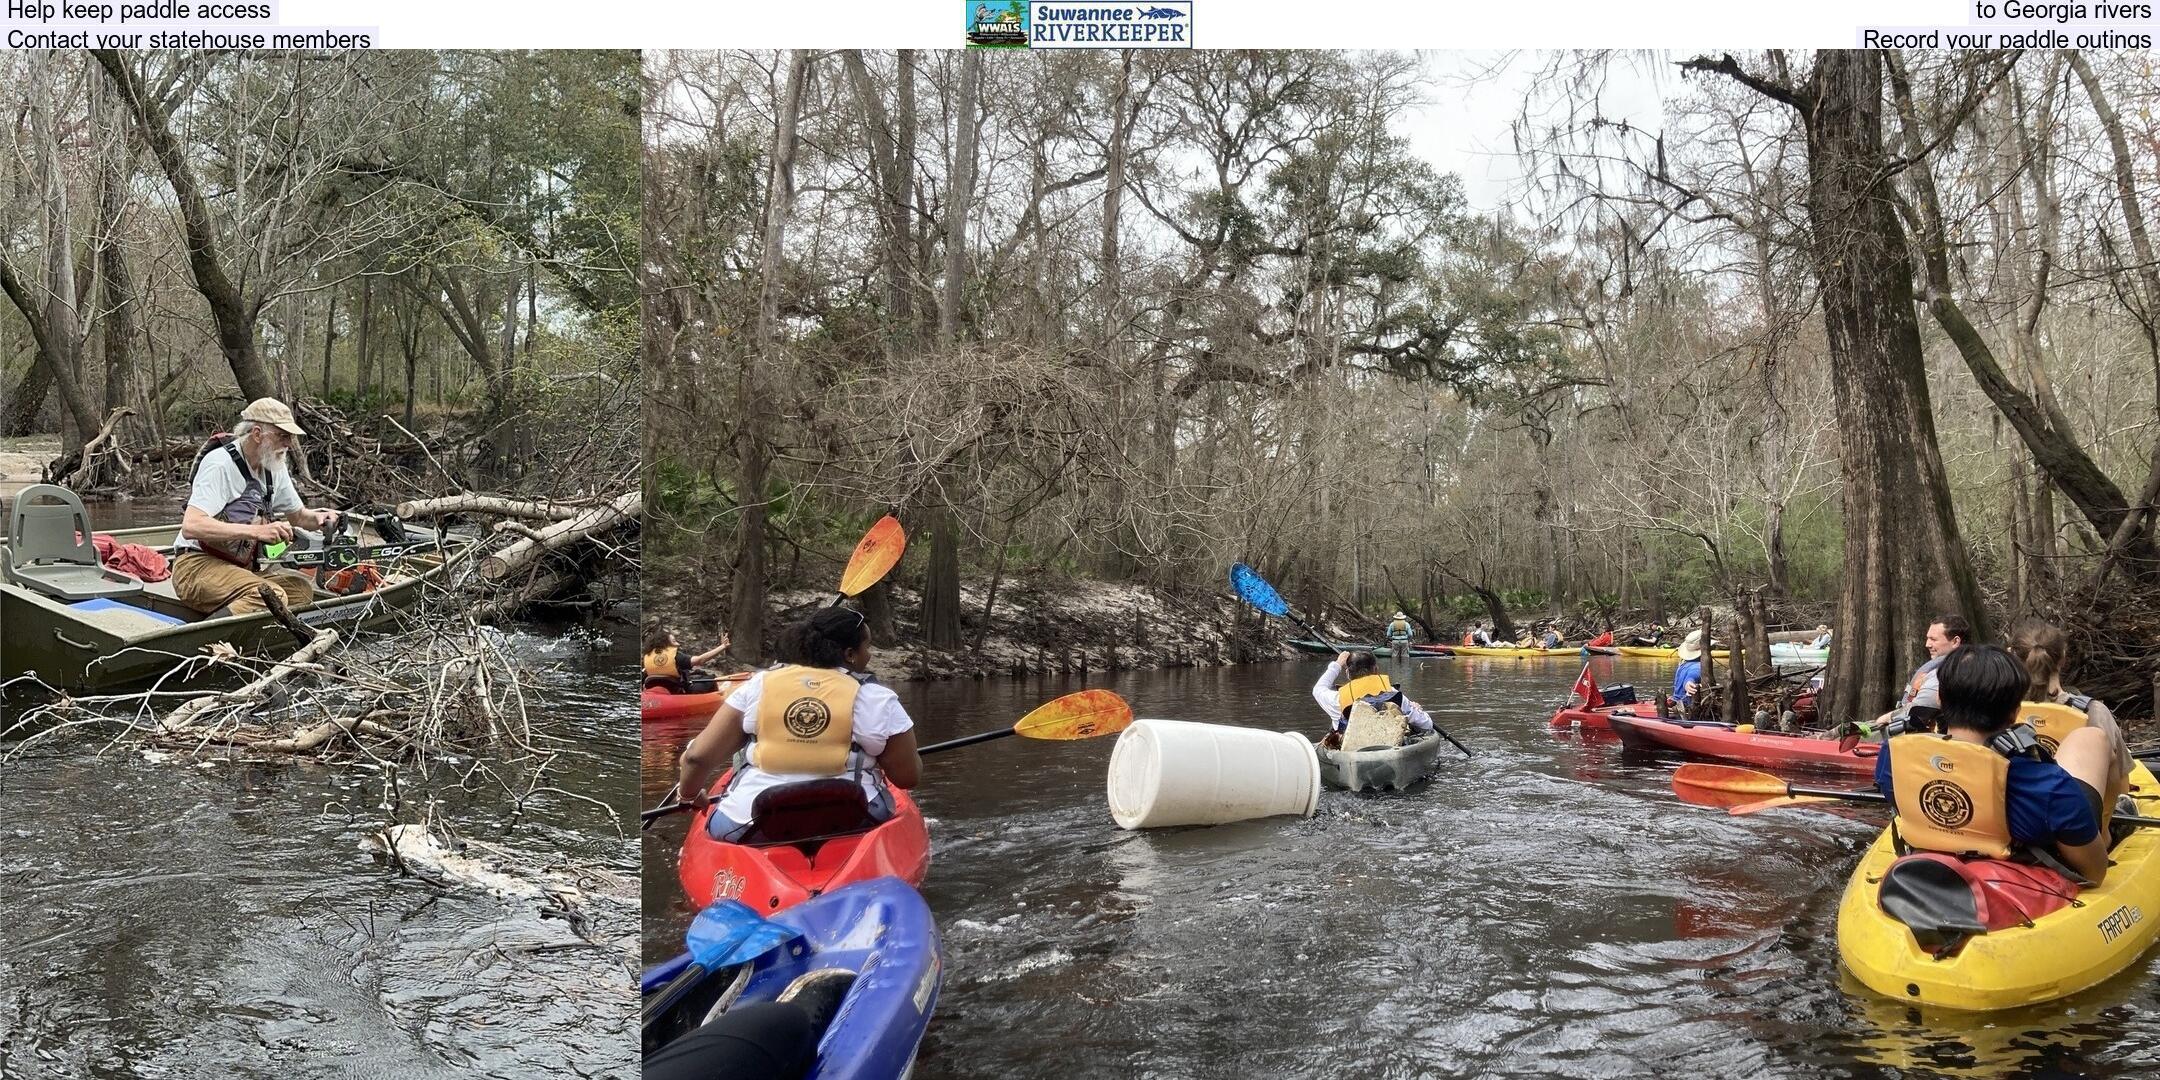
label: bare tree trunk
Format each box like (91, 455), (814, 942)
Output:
(731, 50), (812, 662)
(320, 289), (338, 397)
(920, 51), (984, 648)
(2067, 50), (2160, 557)
(1689, 51), (1988, 724)
(1885, 55), (2160, 581)
(92, 50), (274, 401)
(3, 357), (53, 436)
(938, 51), (983, 348)
(357, 275), (373, 402)
(921, 506), (964, 649)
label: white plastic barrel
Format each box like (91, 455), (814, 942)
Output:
(1105, 718), (1321, 830)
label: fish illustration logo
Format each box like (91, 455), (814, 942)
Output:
(1139, 5), (1183, 16)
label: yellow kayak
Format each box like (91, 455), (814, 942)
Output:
(1837, 761), (2160, 1011)
(1613, 645), (1731, 660)
(1448, 644), (1582, 658)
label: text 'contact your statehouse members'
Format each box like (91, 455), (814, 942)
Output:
(4, 1), (375, 48)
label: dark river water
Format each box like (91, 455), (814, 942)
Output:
(1, 501), (638, 1079)
(642, 654), (2160, 1080)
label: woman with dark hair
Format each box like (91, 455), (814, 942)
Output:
(641, 622), (731, 693)
(1874, 644), (2117, 885)
(2008, 618), (2132, 800)
(1311, 650), (1437, 750)
(675, 607), (922, 841)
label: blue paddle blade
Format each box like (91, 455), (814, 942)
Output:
(1229, 563), (1289, 617)
(684, 898), (805, 970)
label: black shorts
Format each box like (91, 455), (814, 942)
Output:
(2075, 777), (2105, 829)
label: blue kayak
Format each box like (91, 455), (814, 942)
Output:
(642, 876), (941, 1080)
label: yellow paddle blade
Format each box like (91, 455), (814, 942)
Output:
(838, 515), (906, 597)
(1729, 795), (1838, 815)
(1012, 689), (1133, 741)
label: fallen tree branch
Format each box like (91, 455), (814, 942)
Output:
(57, 406), (136, 490)
(161, 628), (342, 732)
(396, 494), (589, 522)
(479, 491), (641, 582)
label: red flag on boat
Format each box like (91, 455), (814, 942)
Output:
(1571, 662), (1603, 709)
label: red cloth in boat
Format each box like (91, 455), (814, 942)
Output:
(93, 533), (171, 582)
(1587, 631), (1615, 647)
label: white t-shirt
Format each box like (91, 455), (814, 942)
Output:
(712, 667), (914, 823)
(172, 447), (303, 553)
(1310, 660), (1435, 734)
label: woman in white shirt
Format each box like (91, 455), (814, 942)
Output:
(676, 607), (922, 841)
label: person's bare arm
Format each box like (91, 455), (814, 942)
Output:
(182, 505), (290, 545)
(690, 642), (731, 667)
(876, 730), (922, 789)
(2058, 834), (2109, 886)
(285, 508), (338, 530)
(678, 703), (749, 799)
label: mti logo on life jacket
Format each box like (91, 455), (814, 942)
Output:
(783, 697), (833, 738)
(1916, 779), (1975, 829)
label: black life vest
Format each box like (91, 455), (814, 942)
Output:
(191, 434), (271, 569)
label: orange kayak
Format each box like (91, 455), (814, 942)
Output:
(678, 770), (931, 912)
(639, 673), (751, 722)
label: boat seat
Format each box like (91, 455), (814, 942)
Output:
(740, 778), (880, 848)
(3, 484), (144, 602)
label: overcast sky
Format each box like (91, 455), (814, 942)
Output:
(1401, 51), (1680, 215)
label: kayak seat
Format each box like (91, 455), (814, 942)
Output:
(4, 484), (144, 602)
(741, 779), (880, 854)
(1878, 852), (2077, 958)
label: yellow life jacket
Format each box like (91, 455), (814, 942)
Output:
(2014, 701), (2089, 757)
(752, 664), (861, 775)
(642, 647), (681, 681)
(1887, 734), (2013, 859)
(1388, 619), (1410, 637)
(1336, 673), (1396, 714)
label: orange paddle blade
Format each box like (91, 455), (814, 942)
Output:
(1671, 763), (1792, 798)
(1729, 795), (1838, 816)
(838, 515), (906, 597)
(1013, 689), (1133, 741)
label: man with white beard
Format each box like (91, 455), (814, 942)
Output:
(170, 397), (341, 616)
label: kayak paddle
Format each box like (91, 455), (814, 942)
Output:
(1229, 562), (1471, 758)
(640, 690), (1134, 827)
(833, 514), (905, 605)
(1672, 762), (2160, 827)
(918, 689), (1134, 754)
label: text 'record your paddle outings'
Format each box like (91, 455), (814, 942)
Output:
(1856, 0), (2153, 49)
(3, 1), (376, 48)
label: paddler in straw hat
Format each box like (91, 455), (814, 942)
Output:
(1671, 630), (1708, 711)
(1313, 650), (1437, 750)
(171, 397), (342, 616)
(1386, 610), (1413, 649)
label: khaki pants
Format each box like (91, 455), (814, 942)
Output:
(171, 552), (315, 616)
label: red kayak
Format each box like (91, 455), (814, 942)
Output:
(640, 673), (751, 723)
(1606, 713), (1877, 775)
(1549, 703), (1662, 731)
(679, 770), (931, 912)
